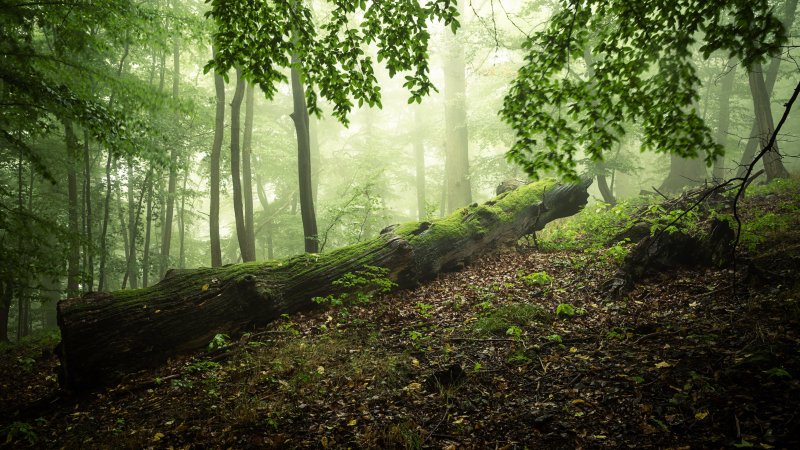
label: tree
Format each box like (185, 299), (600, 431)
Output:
(500, 0), (786, 180)
(443, 0), (472, 213)
(210, 46), (225, 268)
(737, 0), (797, 178)
(230, 68), (256, 261)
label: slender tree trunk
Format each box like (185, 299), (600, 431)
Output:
(17, 148), (29, 339)
(738, 0), (797, 176)
(82, 130), (94, 291)
(142, 178), (154, 288)
(242, 83), (257, 259)
(596, 170), (616, 205)
(749, 65), (790, 181)
(159, 36), (180, 278)
(126, 159), (139, 289)
(178, 168), (188, 269)
(712, 58), (737, 180)
(210, 55), (225, 267)
(256, 174), (275, 260)
(290, 52), (319, 253)
(117, 182), (130, 289)
(0, 281), (11, 342)
(583, 48), (617, 205)
(98, 152), (113, 291)
(443, 5), (472, 213)
(414, 110), (427, 220)
(64, 119), (81, 296)
(230, 68), (253, 261)
(310, 116), (320, 203)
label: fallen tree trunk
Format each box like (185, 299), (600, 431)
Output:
(57, 179), (591, 389)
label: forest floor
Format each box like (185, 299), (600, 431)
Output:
(2, 181), (800, 449)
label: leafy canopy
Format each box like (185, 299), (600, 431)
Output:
(206, 0), (460, 125)
(500, 0), (786, 180)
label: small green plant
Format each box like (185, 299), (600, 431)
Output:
(313, 265), (397, 307)
(764, 367), (791, 378)
(606, 327), (628, 339)
(545, 334), (563, 343)
(606, 241), (630, 264)
(4, 421), (38, 446)
(506, 325), (523, 339)
(555, 303), (585, 319)
(415, 302), (434, 318)
(279, 314), (301, 336)
(507, 348), (531, 365)
(520, 271), (552, 286)
(186, 360), (222, 374)
(208, 333), (231, 350)
(473, 303), (549, 335)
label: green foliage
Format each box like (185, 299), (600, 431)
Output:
(4, 421), (39, 446)
(312, 265), (397, 307)
(415, 302), (434, 318)
(545, 334), (563, 344)
(207, 0), (460, 124)
(500, 0), (785, 180)
(644, 204), (700, 235)
(208, 333), (231, 350)
(539, 200), (640, 250)
(764, 367), (791, 379)
(556, 303), (585, 319)
(505, 325), (523, 339)
(519, 271), (552, 286)
(473, 303), (549, 335)
(186, 360), (222, 374)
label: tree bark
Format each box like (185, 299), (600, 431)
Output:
(159, 35), (180, 278)
(713, 59), (737, 180)
(0, 281), (12, 342)
(443, 3), (472, 213)
(82, 130), (94, 291)
(210, 46), (225, 268)
(178, 168), (188, 269)
(64, 119), (81, 297)
(748, 65), (789, 181)
(737, 0), (797, 177)
(414, 110), (427, 220)
(126, 159), (139, 289)
(290, 52), (319, 253)
(142, 178), (154, 287)
(98, 152), (113, 292)
(57, 179), (592, 389)
(230, 68), (254, 262)
(243, 82), (257, 259)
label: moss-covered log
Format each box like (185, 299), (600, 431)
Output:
(57, 179), (591, 389)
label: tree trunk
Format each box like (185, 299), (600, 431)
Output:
(142, 179), (154, 287)
(210, 46), (225, 268)
(243, 83), (257, 259)
(126, 159), (139, 289)
(414, 110), (427, 220)
(178, 168), (188, 269)
(98, 152), (113, 292)
(713, 59), (737, 180)
(737, 0), (797, 177)
(159, 36), (180, 278)
(57, 178), (592, 389)
(64, 119), (81, 297)
(256, 174), (275, 260)
(82, 130), (94, 291)
(290, 52), (319, 253)
(659, 154), (708, 193)
(443, 3), (471, 213)
(230, 68), (254, 262)
(748, 65), (789, 181)
(582, 48), (617, 205)
(0, 281), (11, 342)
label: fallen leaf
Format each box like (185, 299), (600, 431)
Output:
(347, 418), (357, 426)
(201, 284), (209, 291)
(695, 410), (709, 420)
(655, 361), (672, 369)
(152, 432), (164, 442)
